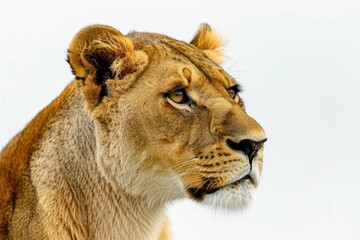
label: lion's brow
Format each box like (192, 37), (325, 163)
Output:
(156, 38), (230, 84)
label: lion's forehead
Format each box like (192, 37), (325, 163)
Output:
(129, 31), (235, 88)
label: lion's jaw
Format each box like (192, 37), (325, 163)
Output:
(200, 148), (265, 210)
(95, 124), (188, 206)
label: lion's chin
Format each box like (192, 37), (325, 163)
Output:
(201, 178), (256, 211)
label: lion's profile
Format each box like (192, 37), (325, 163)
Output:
(0, 24), (266, 240)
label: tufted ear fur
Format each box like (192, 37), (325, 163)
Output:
(67, 25), (147, 111)
(190, 23), (226, 65)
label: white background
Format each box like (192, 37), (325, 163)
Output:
(1, 0), (359, 239)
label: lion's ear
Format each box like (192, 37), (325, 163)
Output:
(67, 25), (147, 110)
(68, 25), (137, 83)
(190, 23), (226, 65)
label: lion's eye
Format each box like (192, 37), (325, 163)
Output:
(228, 89), (237, 99)
(227, 85), (241, 102)
(167, 88), (189, 104)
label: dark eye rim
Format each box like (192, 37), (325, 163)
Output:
(227, 84), (242, 99)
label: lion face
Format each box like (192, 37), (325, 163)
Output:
(68, 24), (266, 210)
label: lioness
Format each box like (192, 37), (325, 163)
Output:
(0, 24), (266, 240)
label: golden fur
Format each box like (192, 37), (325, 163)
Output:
(0, 24), (266, 239)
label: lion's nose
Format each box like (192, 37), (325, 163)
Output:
(226, 138), (267, 164)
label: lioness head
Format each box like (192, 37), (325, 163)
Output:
(67, 24), (266, 210)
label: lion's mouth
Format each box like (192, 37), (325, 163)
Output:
(218, 174), (253, 191)
(188, 174), (253, 200)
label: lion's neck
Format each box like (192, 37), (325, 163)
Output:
(30, 82), (166, 240)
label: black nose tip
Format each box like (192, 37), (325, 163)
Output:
(226, 138), (267, 163)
